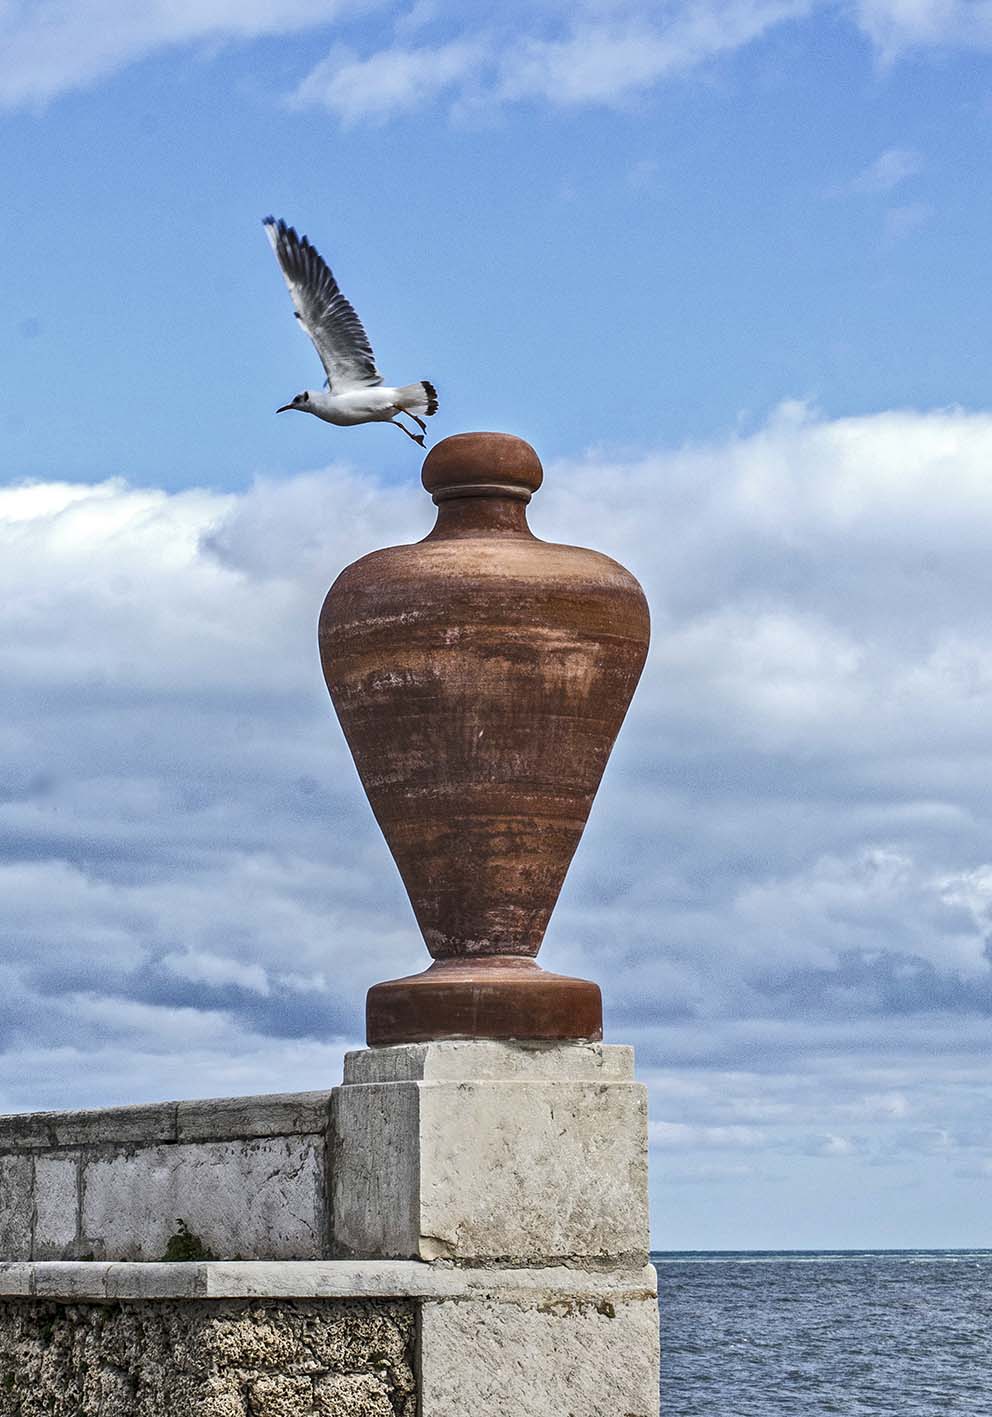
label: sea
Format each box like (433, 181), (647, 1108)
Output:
(653, 1250), (992, 1415)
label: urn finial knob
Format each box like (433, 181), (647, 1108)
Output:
(421, 431), (543, 502)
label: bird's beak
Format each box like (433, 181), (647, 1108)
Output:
(276, 403), (294, 414)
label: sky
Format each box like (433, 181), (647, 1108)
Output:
(2, 0), (992, 1250)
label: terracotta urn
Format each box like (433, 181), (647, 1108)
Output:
(319, 432), (650, 1045)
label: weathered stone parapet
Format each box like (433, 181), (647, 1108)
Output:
(332, 1041), (650, 1266)
(0, 1092), (332, 1263)
(0, 1260), (659, 1417)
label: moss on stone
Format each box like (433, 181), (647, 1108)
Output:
(161, 1219), (215, 1262)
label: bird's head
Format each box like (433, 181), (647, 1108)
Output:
(276, 390), (313, 414)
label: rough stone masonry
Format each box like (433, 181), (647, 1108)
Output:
(0, 1297), (416, 1417)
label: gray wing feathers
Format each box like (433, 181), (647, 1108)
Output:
(264, 217), (382, 390)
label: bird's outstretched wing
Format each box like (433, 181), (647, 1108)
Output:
(264, 217), (382, 391)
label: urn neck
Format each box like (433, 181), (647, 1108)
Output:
(425, 488), (534, 540)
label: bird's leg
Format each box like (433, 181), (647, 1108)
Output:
(392, 419), (425, 447)
(396, 409), (427, 435)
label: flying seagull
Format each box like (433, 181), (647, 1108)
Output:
(264, 217), (438, 447)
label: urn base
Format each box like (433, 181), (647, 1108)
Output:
(366, 957), (603, 1046)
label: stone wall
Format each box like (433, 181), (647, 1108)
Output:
(0, 1093), (332, 1263)
(0, 1045), (662, 1414)
(0, 1298), (415, 1417)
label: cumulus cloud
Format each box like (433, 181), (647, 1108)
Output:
(4, 403), (992, 1239)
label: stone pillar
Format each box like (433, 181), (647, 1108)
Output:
(332, 1041), (648, 1266)
(332, 1039), (660, 1414)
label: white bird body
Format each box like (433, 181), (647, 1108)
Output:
(264, 217), (438, 446)
(291, 384), (436, 427)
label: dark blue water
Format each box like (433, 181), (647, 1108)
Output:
(653, 1251), (992, 1415)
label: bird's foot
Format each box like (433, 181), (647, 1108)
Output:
(393, 419), (426, 447)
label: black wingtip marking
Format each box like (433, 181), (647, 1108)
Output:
(422, 380), (439, 417)
(263, 216), (297, 244)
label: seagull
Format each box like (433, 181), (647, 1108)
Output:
(264, 216), (438, 447)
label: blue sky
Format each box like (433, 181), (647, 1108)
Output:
(3, 1), (992, 1248)
(4, 2), (992, 488)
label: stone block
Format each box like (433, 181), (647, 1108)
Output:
(343, 1040), (634, 1084)
(417, 1078), (648, 1261)
(331, 1083), (420, 1260)
(33, 1154), (79, 1258)
(0, 1154), (33, 1259)
(419, 1292), (660, 1417)
(31, 1260), (110, 1299)
(0, 1090), (333, 1152)
(81, 1135), (325, 1260)
(248, 1375), (312, 1416)
(177, 1091), (332, 1143)
(0, 1262), (33, 1295)
(0, 1100), (178, 1151)
(333, 1044), (649, 1264)
(314, 1373), (396, 1415)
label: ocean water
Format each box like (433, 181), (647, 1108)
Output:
(653, 1250), (992, 1415)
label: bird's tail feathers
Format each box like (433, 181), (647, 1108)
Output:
(397, 381), (439, 417)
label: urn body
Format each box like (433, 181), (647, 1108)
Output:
(319, 433), (649, 1043)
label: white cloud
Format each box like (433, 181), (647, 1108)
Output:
(292, 2), (814, 121)
(849, 146), (924, 193)
(651, 1121), (769, 1149)
(291, 36), (486, 123)
(0, 0), (376, 108)
(853, 0), (992, 58)
(5, 403), (992, 1241)
(161, 948), (272, 996)
(496, 3), (812, 107)
(2, 0), (991, 117)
